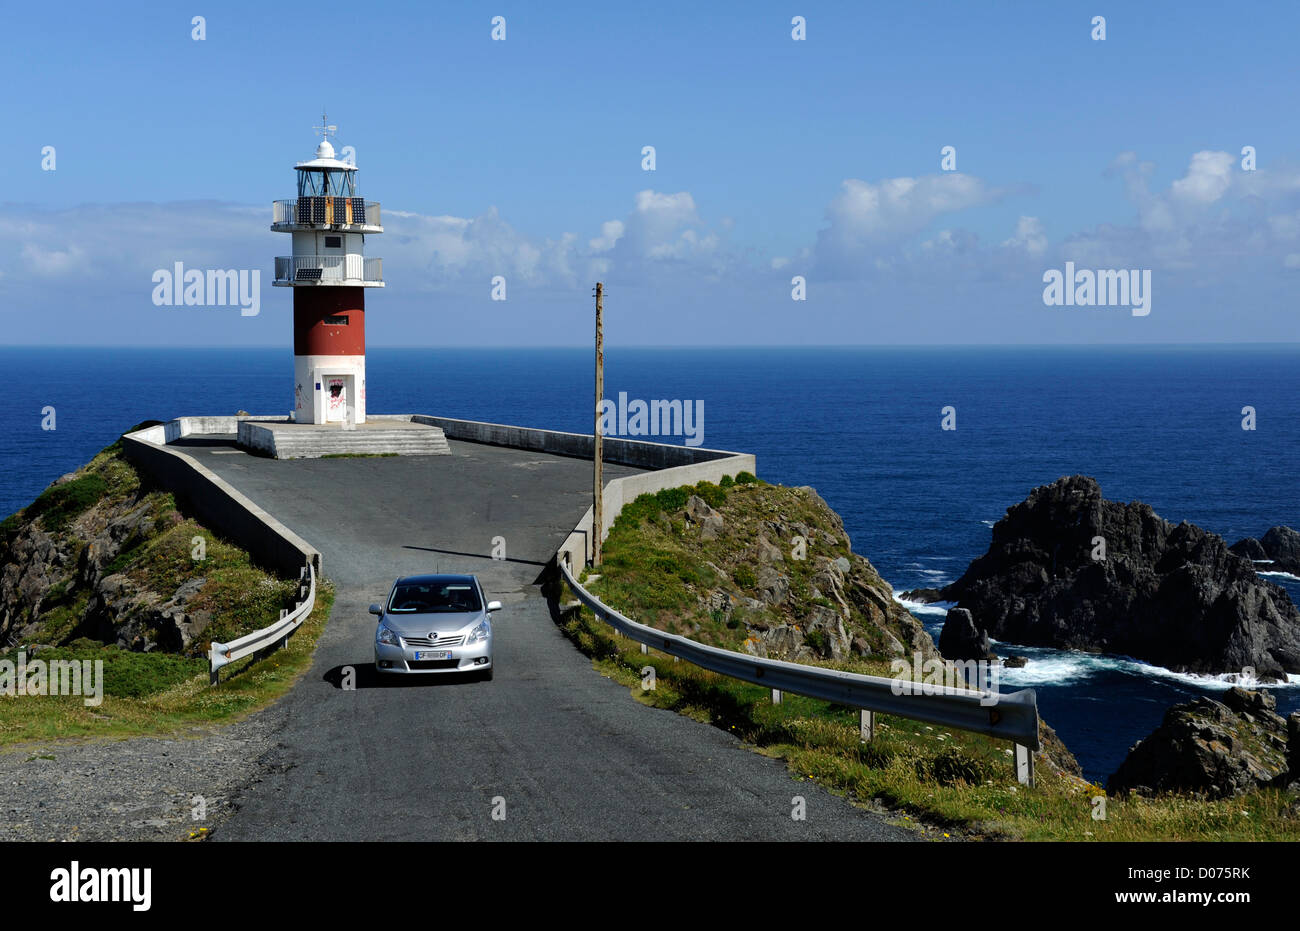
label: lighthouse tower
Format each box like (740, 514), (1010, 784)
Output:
(272, 114), (383, 425)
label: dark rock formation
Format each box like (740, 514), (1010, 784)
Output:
(899, 587), (945, 603)
(1108, 688), (1295, 798)
(939, 476), (1300, 681)
(938, 607), (996, 661)
(1231, 526), (1300, 576)
(1289, 712), (1300, 778)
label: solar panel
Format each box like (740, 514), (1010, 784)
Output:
(351, 198), (366, 224)
(295, 268), (323, 281)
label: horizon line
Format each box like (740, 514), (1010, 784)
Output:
(2, 342), (1300, 351)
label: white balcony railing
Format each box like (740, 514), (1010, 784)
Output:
(273, 255), (384, 286)
(272, 198), (381, 230)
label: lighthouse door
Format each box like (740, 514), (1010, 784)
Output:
(325, 376), (347, 423)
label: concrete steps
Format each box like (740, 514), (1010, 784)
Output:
(238, 421), (451, 459)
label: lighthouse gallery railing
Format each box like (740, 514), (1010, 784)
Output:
(272, 198), (381, 229)
(274, 255), (383, 285)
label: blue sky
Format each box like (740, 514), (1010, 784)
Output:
(3, 0), (1299, 346)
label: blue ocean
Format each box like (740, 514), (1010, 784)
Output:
(3, 345), (1298, 781)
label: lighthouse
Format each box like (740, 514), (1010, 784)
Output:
(272, 114), (383, 425)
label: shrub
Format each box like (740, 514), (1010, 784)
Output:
(804, 629), (830, 655)
(920, 747), (995, 787)
(691, 481), (727, 509)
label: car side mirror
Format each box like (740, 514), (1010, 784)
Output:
(487, 601), (502, 613)
(368, 604), (383, 616)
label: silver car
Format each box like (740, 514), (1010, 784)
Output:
(371, 574), (501, 680)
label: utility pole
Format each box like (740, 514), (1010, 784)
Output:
(593, 283), (604, 567)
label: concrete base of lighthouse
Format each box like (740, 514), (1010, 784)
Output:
(238, 416), (450, 459)
(293, 354), (366, 425)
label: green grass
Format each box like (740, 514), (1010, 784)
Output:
(24, 474), (108, 533)
(0, 585), (334, 744)
(2, 644), (205, 699)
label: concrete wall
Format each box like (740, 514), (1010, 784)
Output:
(406, 414), (742, 470)
(120, 425), (322, 577)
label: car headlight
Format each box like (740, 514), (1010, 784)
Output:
(465, 619), (490, 644)
(376, 623), (399, 646)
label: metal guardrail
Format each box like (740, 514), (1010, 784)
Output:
(558, 558), (1040, 785)
(208, 564), (316, 684)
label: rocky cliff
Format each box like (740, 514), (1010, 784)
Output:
(594, 479), (937, 666)
(928, 476), (1300, 680)
(1231, 526), (1300, 577)
(1109, 688), (1300, 798)
(1, 438), (295, 656)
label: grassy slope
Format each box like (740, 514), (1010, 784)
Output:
(562, 477), (1300, 841)
(0, 439), (333, 744)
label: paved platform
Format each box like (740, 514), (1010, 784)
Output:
(237, 417), (451, 459)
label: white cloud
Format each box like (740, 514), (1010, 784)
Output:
(21, 242), (85, 276)
(1000, 216), (1047, 256)
(809, 173), (1010, 277)
(1170, 151), (1236, 205)
(589, 220), (624, 252)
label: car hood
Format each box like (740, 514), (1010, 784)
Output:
(381, 609), (486, 637)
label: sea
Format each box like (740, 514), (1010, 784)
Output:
(3, 344), (1298, 782)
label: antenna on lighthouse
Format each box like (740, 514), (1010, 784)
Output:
(314, 110), (337, 139)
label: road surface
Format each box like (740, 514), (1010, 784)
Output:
(175, 436), (917, 841)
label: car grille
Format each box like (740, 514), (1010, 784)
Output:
(402, 634), (465, 648)
(408, 659), (460, 670)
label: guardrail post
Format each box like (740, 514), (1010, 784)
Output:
(640, 643), (648, 654)
(860, 709), (875, 742)
(210, 668), (218, 686)
(771, 689), (782, 705)
(1015, 743), (1035, 787)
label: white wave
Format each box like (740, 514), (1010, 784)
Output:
(981, 519), (996, 527)
(996, 653), (1099, 687)
(892, 595), (954, 618)
(1258, 569), (1300, 582)
(994, 645), (1300, 691)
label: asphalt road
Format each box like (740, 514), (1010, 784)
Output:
(177, 436), (917, 841)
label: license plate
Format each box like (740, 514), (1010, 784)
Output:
(415, 650), (451, 660)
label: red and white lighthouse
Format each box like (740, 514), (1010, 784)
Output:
(272, 115), (383, 425)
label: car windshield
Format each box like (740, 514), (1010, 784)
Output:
(387, 582), (482, 614)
